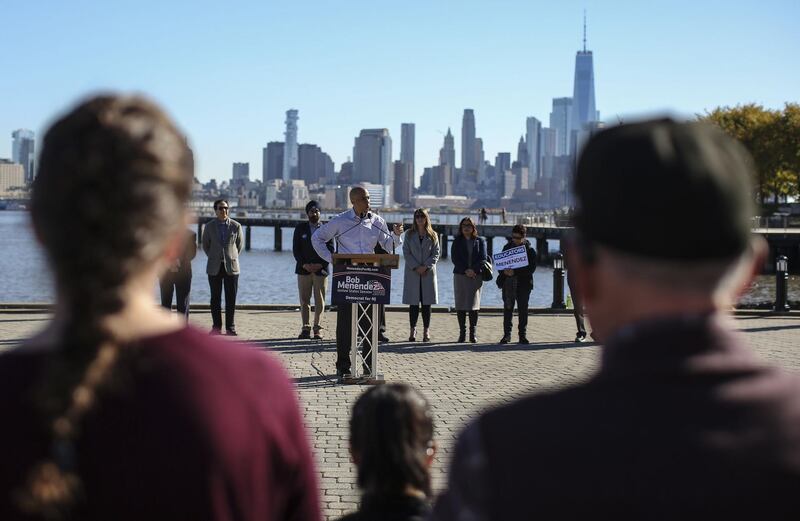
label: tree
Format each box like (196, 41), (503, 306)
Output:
(699, 104), (800, 206)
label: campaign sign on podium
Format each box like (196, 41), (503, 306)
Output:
(332, 264), (391, 305)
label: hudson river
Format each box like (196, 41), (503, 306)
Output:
(1, 211), (794, 307)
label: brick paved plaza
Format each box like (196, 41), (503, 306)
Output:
(1, 308), (799, 519)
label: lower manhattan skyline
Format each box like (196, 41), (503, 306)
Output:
(1, 0), (798, 184)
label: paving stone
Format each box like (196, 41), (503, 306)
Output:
(2, 309), (800, 520)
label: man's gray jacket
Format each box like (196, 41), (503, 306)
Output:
(202, 218), (244, 275)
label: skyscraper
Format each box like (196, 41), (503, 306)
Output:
(263, 141), (284, 183)
(549, 97), (573, 156)
(282, 109), (299, 182)
(495, 152), (511, 175)
(431, 165), (453, 197)
(401, 123), (415, 181)
(231, 162), (250, 192)
(525, 117), (542, 181)
(475, 137), (486, 182)
(539, 128), (558, 178)
(353, 129), (393, 205)
(393, 160), (414, 205)
(439, 128), (455, 167)
(11, 129), (35, 184)
(461, 109), (477, 173)
(570, 15), (598, 140)
(298, 144), (334, 185)
(516, 136), (528, 167)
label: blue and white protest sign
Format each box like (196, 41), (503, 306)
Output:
(492, 245), (529, 270)
(332, 265), (391, 304)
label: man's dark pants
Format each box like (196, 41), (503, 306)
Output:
(336, 303), (380, 374)
(208, 262), (238, 330)
(160, 272), (192, 317)
(566, 269), (587, 336)
(503, 284), (532, 335)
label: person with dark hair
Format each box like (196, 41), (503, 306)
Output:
(293, 200), (333, 340)
(0, 95), (321, 521)
(495, 224), (536, 344)
(451, 217), (487, 343)
(202, 198), (243, 335)
(402, 208), (440, 342)
(432, 119), (800, 520)
(339, 383), (436, 521)
(158, 229), (196, 317)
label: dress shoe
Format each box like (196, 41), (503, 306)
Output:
(298, 329), (311, 340)
(226, 328), (238, 336)
(336, 370), (352, 384)
(519, 336), (529, 345)
(499, 334), (511, 344)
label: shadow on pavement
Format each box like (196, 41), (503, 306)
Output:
(381, 340), (599, 354)
(293, 374), (337, 388)
(738, 324), (800, 333)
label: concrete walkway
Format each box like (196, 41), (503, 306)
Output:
(2, 309), (800, 519)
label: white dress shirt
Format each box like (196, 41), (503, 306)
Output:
(311, 208), (403, 264)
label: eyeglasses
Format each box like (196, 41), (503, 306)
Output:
(216, 206), (229, 211)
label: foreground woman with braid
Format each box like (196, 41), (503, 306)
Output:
(0, 95), (321, 521)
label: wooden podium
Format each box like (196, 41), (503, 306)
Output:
(332, 253), (400, 384)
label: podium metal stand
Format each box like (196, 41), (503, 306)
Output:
(332, 253), (399, 384)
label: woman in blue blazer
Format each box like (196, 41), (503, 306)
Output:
(451, 217), (487, 343)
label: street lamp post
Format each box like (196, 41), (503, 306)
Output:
(774, 255), (790, 313)
(552, 252), (566, 309)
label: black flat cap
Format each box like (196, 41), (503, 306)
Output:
(574, 119), (755, 261)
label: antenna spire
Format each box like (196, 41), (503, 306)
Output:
(583, 10), (587, 52)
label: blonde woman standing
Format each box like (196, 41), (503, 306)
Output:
(402, 208), (440, 342)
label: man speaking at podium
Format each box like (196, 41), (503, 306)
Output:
(312, 186), (403, 380)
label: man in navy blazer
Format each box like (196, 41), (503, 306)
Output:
(202, 199), (244, 335)
(293, 200), (333, 340)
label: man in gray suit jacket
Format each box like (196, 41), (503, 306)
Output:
(202, 199), (244, 335)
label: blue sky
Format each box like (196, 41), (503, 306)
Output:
(1, 0), (798, 183)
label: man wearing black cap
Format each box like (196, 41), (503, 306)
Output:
(432, 120), (800, 520)
(293, 200), (333, 339)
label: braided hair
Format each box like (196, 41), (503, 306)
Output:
(15, 95), (193, 519)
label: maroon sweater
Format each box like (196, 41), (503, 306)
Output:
(0, 326), (321, 521)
